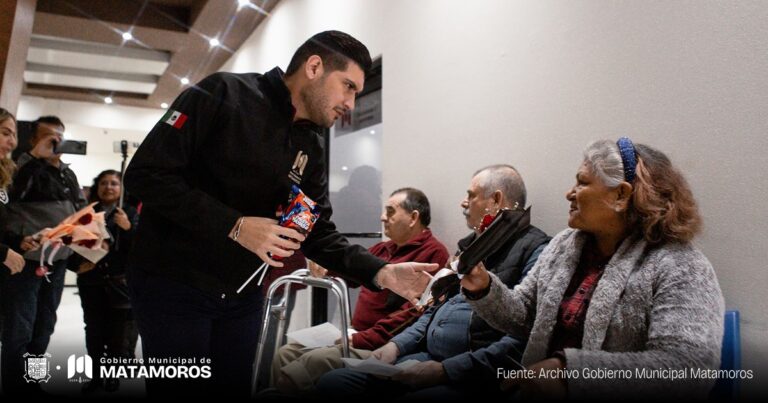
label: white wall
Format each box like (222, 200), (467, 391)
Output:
(16, 96), (163, 185)
(223, 0), (768, 396)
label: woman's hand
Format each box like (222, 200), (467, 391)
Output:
(114, 207), (131, 230)
(459, 262), (491, 292)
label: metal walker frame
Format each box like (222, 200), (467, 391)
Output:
(250, 268), (352, 395)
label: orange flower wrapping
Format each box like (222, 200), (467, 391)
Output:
(38, 202), (111, 267)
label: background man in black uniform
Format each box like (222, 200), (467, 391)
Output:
(124, 31), (436, 397)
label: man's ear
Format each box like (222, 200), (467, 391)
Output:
(304, 55), (324, 79)
(410, 210), (420, 228)
(492, 190), (504, 209)
(615, 182), (633, 212)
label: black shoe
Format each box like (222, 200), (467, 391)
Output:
(104, 378), (120, 393)
(81, 379), (103, 394)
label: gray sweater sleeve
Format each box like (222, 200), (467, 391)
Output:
(565, 249), (725, 399)
(463, 261), (541, 340)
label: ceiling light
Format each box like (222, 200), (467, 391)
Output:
(209, 38), (220, 47)
(104, 97), (113, 104)
(160, 102), (169, 109)
(341, 166), (349, 171)
(180, 77), (190, 85)
(122, 31), (133, 41)
(369, 130), (376, 135)
(238, 0), (251, 8)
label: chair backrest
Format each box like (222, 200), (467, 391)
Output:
(711, 310), (741, 400)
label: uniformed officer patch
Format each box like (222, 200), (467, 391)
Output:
(162, 109), (188, 129)
(0, 189), (8, 205)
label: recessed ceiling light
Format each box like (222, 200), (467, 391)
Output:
(369, 130), (376, 135)
(341, 166), (349, 171)
(180, 77), (190, 85)
(122, 31), (133, 41)
(209, 38), (220, 47)
(104, 97), (113, 104)
(161, 102), (169, 109)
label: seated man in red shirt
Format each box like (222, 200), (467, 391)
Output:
(273, 187), (449, 393)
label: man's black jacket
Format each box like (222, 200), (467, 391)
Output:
(124, 68), (386, 297)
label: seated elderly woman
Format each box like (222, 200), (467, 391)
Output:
(461, 138), (724, 399)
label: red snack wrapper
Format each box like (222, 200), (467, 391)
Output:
(273, 185), (320, 260)
(236, 185), (320, 293)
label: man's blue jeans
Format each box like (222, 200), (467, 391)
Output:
(316, 351), (507, 399)
(127, 268), (263, 397)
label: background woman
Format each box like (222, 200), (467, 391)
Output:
(75, 169), (138, 394)
(0, 108), (24, 275)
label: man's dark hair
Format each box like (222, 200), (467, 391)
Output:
(33, 116), (65, 132)
(391, 187), (431, 227)
(30, 116), (65, 146)
(285, 30), (372, 79)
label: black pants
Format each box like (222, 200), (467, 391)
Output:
(77, 274), (137, 380)
(127, 268), (263, 398)
(1, 259), (66, 394)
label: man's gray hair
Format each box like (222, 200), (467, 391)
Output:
(583, 140), (625, 188)
(473, 164), (526, 208)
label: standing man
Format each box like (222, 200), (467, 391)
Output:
(124, 31), (435, 397)
(2, 116), (86, 395)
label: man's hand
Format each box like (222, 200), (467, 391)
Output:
(392, 360), (447, 388)
(307, 260), (328, 278)
(20, 235), (41, 252)
(501, 357), (567, 399)
(333, 337), (354, 348)
(3, 249), (25, 274)
(230, 217), (305, 267)
(459, 262), (491, 293)
(371, 342), (399, 364)
(113, 208), (131, 231)
(30, 130), (62, 161)
(375, 262), (437, 305)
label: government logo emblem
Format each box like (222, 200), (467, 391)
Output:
(23, 353), (52, 383)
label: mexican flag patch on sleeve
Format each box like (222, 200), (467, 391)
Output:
(162, 109), (188, 129)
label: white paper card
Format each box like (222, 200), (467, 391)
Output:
(286, 322), (342, 349)
(418, 267), (457, 306)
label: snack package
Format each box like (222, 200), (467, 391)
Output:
(273, 185), (320, 260)
(236, 185), (321, 293)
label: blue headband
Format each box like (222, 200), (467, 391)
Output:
(617, 137), (637, 183)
